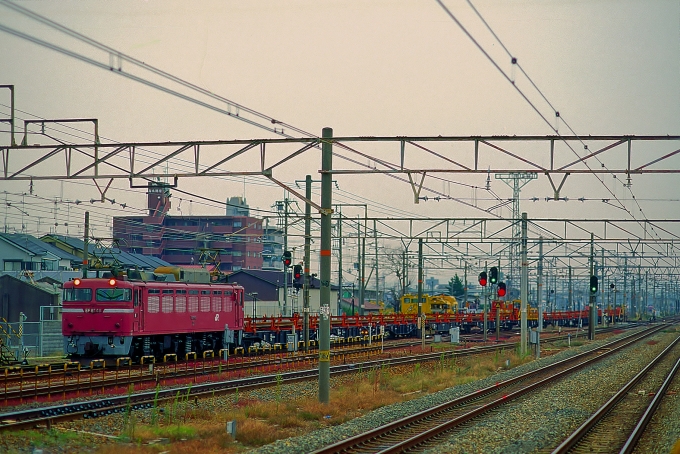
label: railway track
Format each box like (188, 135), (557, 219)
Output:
(0, 327), (592, 406)
(0, 330), (584, 432)
(552, 334), (680, 453)
(310, 324), (668, 454)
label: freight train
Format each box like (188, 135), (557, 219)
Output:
(62, 267), (246, 360)
(400, 293), (458, 315)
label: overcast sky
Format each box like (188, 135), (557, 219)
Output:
(1, 0), (679, 275)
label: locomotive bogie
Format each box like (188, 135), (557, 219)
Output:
(65, 335), (133, 357)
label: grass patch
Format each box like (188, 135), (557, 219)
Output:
(19, 345), (542, 454)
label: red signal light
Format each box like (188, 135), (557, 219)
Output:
(73, 278), (81, 286)
(282, 251), (292, 267)
(108, 278), (116, 286)
(478, 271), (487, 287)
(497, 282), (507, 297)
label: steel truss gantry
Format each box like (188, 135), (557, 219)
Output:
(2, 135), (680, 210)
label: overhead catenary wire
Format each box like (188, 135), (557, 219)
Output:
(1, 2), (673, 273)
(0, 2), (510, 219)
(436, 0), (662, 243)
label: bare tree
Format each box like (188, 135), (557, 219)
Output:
(382, 245), (413, 311)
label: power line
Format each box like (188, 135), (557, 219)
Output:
(435, 0), (662, 243)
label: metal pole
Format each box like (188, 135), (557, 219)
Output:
(304, 175), (312, 352)
(418, 238), (424, 348)
(537, 237), (543, 333)
(463, 263), (468, 312)
(83, 211), (89, 278)
(360, 236), (366, 316)
(601, 248), (605, 319)
(520, 213), (528, 356)
(568, 265), (573, 312)
(637, 264), (641, 319)
(588, 234), (596, 340)
(357, 218), (362, 315)
(318, 127), (332, 404)
(374, 219), (379, 309)
(623, 257), (628, 322)
(645, 270), (648, 318)
(483, 261), (488, 342)
(283, 198), (289, 316)
(337, 209), (342, 316)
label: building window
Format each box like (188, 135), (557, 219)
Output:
(3, 260), (22, 271)
(233, 221), (242, 228)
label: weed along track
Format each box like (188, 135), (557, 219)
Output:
(311, 325), (669, 454)
(0, 324), (665, 453)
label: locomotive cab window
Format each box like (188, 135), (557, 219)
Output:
(63, 288), (92, 302)
(96, 288), (132, 302)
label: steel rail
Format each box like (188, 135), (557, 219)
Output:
(0, 326), (626, 407)
(551, 334), (680, 453)
(0, 328), (610, 432)
(311, 325), (667, 454)
(619, 357), (680, 453)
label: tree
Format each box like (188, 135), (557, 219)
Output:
(449, 274), (464, 297)
(383, 246), (412, 298)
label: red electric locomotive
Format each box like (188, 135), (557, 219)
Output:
(62, 267), (245, 360)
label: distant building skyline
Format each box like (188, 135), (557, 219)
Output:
(113, 182), (264, 272)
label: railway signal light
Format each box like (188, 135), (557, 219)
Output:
(590, 276), (598, 293)
(478, 272), (487, 287)
(282, 251), (292, 267)
(489, 267), (498, 284)
(293, 264), (303, 290)
(610, 283), (615, 290)
(497, 282), (507, 297)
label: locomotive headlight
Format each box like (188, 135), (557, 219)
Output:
(108, 278), (116, 286)
(73, 278), (81, 286)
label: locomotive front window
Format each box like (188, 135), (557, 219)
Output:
(95, 288), (132, 302)
(63, 288), (92, 302)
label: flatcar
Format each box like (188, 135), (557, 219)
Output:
(62, 267), (245, 360)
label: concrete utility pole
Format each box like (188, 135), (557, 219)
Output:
(483, 261), (488, 342)
(568, 265), (573, 312)
(337, 209), (342, 316)
(463, 262), (468, 316)
(588, 233), (596, 340)
(520, 213), (528, 355)
(623, 256), (628, 321)
(417, 239), (423, 317)
(357, 219), (362, 315)
(360, 236), (366, 315)
(318, 127), (332, 404)
(537, 237), (543, 333)
(418, 238), (425, 348)
(601, 248), (605, 317)
(374, 219), (379, 308)
(83, 211), (89, 278)
(283, 198), (289, 316)
(303, 175), (311, 351)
